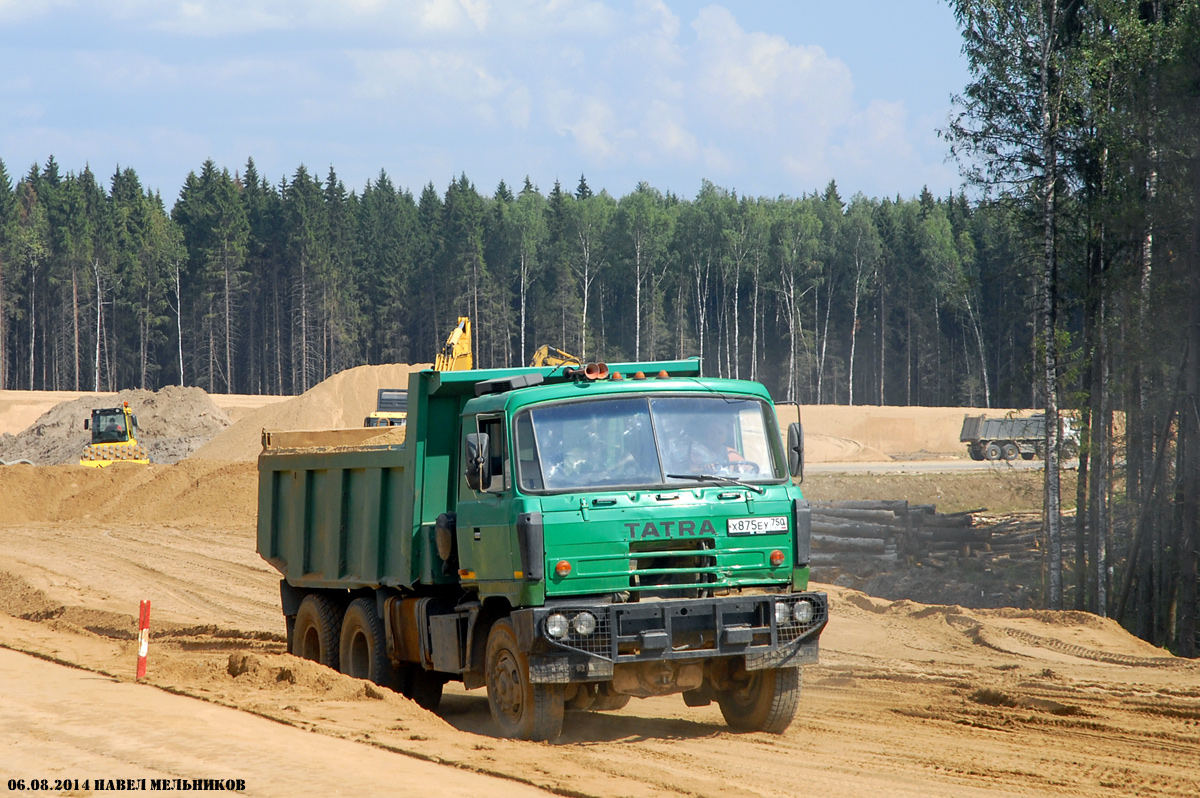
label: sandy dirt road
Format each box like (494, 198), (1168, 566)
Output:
(0, 646), (550, 798)
(1, 498), (1197, 798)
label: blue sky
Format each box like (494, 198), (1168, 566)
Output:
(0, 1), (970, 202)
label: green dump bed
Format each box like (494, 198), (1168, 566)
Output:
(256, 431), (425, 590)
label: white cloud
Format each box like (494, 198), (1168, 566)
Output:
(0, 0), (70, 23)
(74, 52), (181, 92)
(351, 49), (501, 98)
(690, 5), (853, 134)
(702, 144), (731, 174)
(548, 91), (628, 162)
(421, 0), (489, 33)
(641, 101), (697, 160)
(504, 85), (532, 129)
(830, 99), (912, 169)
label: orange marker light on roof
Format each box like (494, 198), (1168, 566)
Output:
(657, 370), (669, 379)
(633, 371), (646, 380)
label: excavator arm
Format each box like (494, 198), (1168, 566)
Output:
(529, 345), (581, 368)
(435, 317), (473, 371)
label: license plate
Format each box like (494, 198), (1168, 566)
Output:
(727, 516), (788, 535)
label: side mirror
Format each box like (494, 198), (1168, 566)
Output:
(787, 422), (804, 481)
(465, 432), (492, 492)
(83, 419), (90, 430)
(132, 415), (139, 429)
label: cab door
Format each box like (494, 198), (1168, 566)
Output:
(455, 415), (520, 587)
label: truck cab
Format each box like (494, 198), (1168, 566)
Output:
(259, 359), (826, 740)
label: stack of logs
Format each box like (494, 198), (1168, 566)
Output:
(808, 501), (1042, 565)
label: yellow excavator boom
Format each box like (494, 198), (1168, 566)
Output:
(528, 345), (581, 368)
(434, 317), (473, 371)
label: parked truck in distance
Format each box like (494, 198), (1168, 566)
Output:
(960, 413), (1079, 461)
(258, 358), (826, 740)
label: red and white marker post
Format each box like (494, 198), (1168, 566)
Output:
(136, 600), (151, 680)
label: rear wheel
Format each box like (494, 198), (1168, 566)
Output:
(1002, 442), (1019, 461)
(403, 666), (445, 710)
(339, 598), (393, 686)
(292, 594), (342, 670)
(716, 667), (800, 734)
(984, 442), (1002, 461)
(485, 619), (564, 740)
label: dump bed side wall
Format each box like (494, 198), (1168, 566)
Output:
(257, 446), (417, 589)
(963, 415), (1046, 442)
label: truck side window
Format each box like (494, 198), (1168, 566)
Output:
(514, 412), (543, 491)
(477, 417), (509, 493)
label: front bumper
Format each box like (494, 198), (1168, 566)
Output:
(512, 591), (828, 684)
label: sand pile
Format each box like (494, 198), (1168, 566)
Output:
(192, 363), (428, 461)
(0, 459), (257, 527)
(0, 386), (232, 466)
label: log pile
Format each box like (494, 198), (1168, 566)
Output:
(807, 501), (1041, 565)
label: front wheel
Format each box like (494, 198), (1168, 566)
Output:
(716, 667), (800, 734)
(485, 619), (564, 741)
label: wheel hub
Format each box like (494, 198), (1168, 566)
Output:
(491, 650), (523, 719)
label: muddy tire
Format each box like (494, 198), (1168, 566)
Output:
(566, 682), (630, 712)
(292, 593), (342, 670)
(339, 598), (393, 686)
(589, 682), (631, 711)
(1002, 442), (1019, 461)
(406, 667), (445, 711)
(984, 442), (1002, 461)
(717, 667), (800, 734)
(485, 618), (564, 740)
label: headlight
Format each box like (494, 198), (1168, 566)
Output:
(572, 611), (597, 636)
(793, 599), (814, 624)
(774, 601), (792, 626)
(545, 613), (569, 639)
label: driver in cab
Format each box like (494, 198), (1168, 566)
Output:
(682, 422), (744, 472)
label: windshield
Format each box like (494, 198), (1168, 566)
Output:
(92, 411), (130, 443)
(514, 394), (782, 493)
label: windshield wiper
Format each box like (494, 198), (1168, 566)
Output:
(666, 473), (766, 495)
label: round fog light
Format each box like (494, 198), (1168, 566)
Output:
(793, 599), (814, 624)
(545, 613), (569, 639)
(774, 601), (792, 626)
(572, 611), (597, 636)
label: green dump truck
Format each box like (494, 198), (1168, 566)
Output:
(257, 358), (827, 740)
